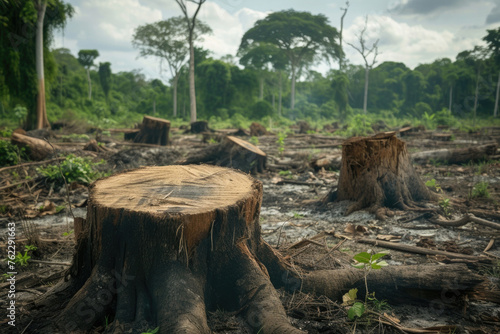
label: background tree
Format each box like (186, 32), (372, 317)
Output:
(132, 16), (211, 118)
(347, 15), (379, 114)
(98, 62), (112, 101)
(483, 27), (500, 117)
(175, 0), (207, 123)
(338, 1), (349, 71)
(0, 0), (73, 129)
(77, 49), (99, 100)
(240, 10), (340, 111)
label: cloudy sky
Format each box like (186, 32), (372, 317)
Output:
(53, 0), (500, 82)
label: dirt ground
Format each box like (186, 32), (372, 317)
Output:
(1, 125), (500, 333)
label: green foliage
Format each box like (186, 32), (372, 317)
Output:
(37, 154), (104, 185)
(14, 245), (37, 267)
(425, 179), (442, 192)
(250, 100), (274, 119)
(344, 114), (373, 137)
(347, 302), (365, 320)
(249, 136), (260, 145)
(0, 140), (28, 167)
(276, 132), (287, 157)
(472, 182), (490, 198)
(141, 328), (159, 334)
(421, 111), (436, 129)
(279, 170), (292, 177)
(439, 198), (451, 217)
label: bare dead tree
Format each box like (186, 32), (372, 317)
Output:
(175, 0), (206, 123)
(347, 15), (379, 114)
(339, 1), (349, 71)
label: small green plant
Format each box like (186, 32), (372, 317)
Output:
(471, 182), (490, 198)
(292, 212), (304, 219)
(141, 327), (159, 334)
(439, 198), (451, 217)
(278, 170), (292, 178)
(56, 205), (66, 213)
(276, 132), (287, 157)
(37, 154), (104, 186)
(207, 138), (217, 145)
(425, 179), (442, 192)
(422, 111), (436, 129)
(1, 273), (14, 282)
(249, 136), (260, 146)
(13, 105), (27, 126)
(62, 230), (74, 237)
(14, 245), (37, 266)
(345, 250), (389, 320)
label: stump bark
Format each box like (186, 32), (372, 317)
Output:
(133, 116), (170, 146)
(329, 132), (437, 218)
(181, 136), (267, 174)
(190, 120), (211, 134)
(43, 165), (298, 333)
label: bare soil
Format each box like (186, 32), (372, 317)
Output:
(1, 126), (500, 333)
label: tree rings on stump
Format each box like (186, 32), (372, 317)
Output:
(49, 165), (301, 333)
(329, 132), (437, 219)
(133, 115), (170, 146)
(181, 136), (267, 174)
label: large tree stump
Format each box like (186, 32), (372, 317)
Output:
(190, 120), (211, 134)
(133, 116), (170, 146)
(329, 132), (437, 218)
(43, 165), (299, 333)
(180, 136), (267, 174)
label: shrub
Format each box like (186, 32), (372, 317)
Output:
(37, 154), (105, 186)
(472, 182), (490, 198)
(0, 140), (28, 167)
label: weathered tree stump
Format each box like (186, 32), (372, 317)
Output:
(42, 165), (300, 333)
(181, 136), (267, 174)
(190, 120), (211, 134)
(11, 132), (55, 160)
(327, 132), (437, 219)
(133, 116), (170, 146)
(249, 122), (269, 136)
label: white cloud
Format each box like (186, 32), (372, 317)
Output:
(344, 15), (479, 68)
(197, 2), (267, 58)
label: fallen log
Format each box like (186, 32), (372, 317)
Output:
(411, 143), (498, 165)
(357, 238), (492, 262)
(11, 132), (56, 160)
(429, 213), (500, 230)
(302, 263), (484, 304)
(310, 154), (341, 171)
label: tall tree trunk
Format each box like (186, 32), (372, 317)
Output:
(153, 99), (156, 115)
(272, 93), (275, 109)
(278, 71), (282, 117)
(86, 68), (92, 100)
(449, 85), (453, 113)
(339, 2), (348, 72)
(473, 67), (480, 127)
(259, 76), (264, 100)
(363, 66), (369, 114)
(35, 0), (49, 130)
(291, 65), (296, 111)
(189, 40), (197, 123)
(173, 73), (179, 118)
(494, 71), (500, 118)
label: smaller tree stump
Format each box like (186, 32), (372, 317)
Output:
(249, 122), (269, 136)
(133, 116), (170, 146)
(328, 132), (437, 219)
(181, 136), (267, 174)
(190, 120), (210, 134)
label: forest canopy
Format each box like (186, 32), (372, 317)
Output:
(1, 5), (500, 130)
